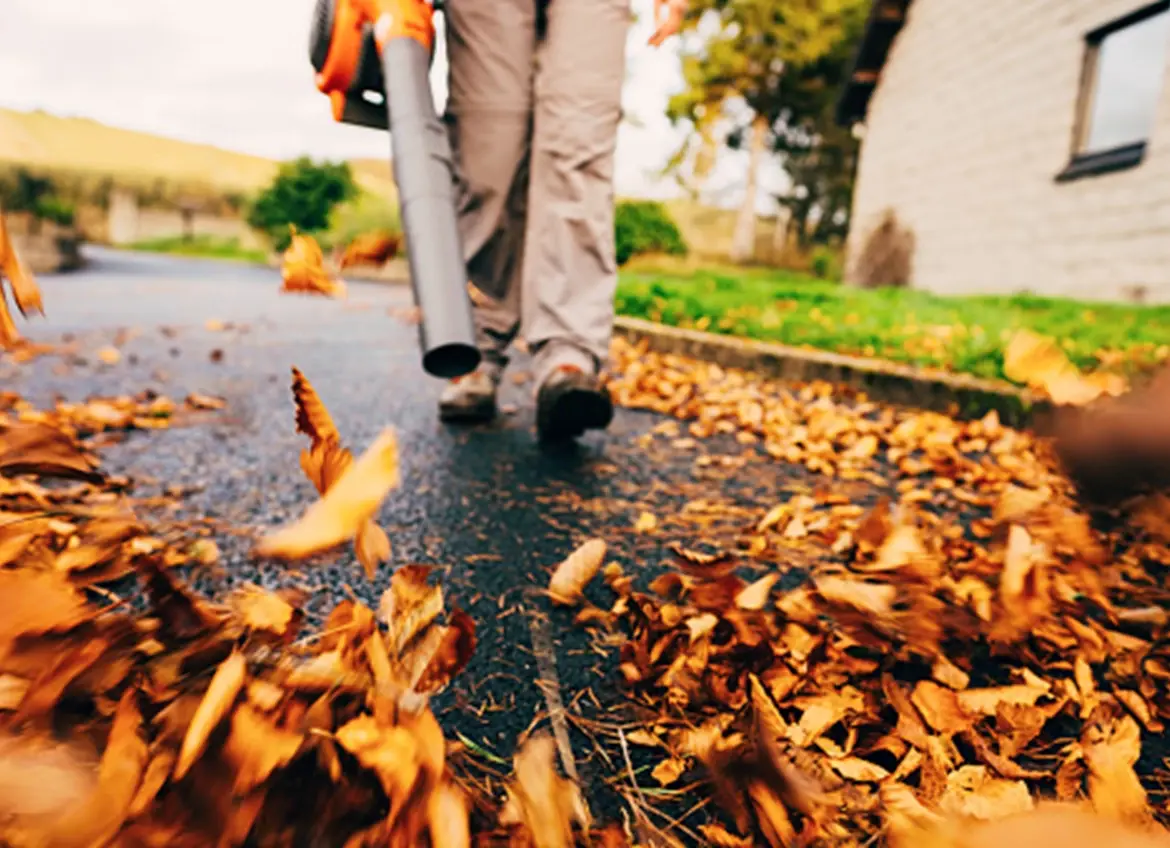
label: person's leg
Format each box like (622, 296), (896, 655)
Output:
(439, 0), (536, 421)
(523, 0), (631, 440)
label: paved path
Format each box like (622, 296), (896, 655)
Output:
(6, 247), (871, 820)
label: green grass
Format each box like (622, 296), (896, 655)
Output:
(127, 235), (269, 265)
(614, 266), (1170, 383)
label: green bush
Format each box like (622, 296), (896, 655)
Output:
(34, 196), (75, 227)
(614, 200), (687, 266)
(247, 157), (358, 251)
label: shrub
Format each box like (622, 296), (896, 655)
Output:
(851, 208), (915, 289)
(615, 200), (687, 266)
(247, 157), (358, 251)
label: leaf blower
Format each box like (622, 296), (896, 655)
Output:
(309, 0), (480, 380)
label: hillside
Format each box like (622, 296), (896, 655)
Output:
(0, 108), (397, 200)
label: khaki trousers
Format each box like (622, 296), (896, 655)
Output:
(443, 0), (631, 382)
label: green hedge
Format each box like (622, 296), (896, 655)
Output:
(615, 200), (687, 266)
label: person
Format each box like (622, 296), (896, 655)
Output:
(437, 0), (687, 442)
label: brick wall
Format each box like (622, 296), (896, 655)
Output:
(845, 0), (1170, 302)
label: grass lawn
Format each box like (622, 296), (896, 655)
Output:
(615, 263), (1170, 383)
(127, 235), (270, 265)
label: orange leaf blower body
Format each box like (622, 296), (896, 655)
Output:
(310, 0), (480, 379)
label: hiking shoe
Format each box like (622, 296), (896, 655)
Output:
(439, 368), (498, 423)
(535, 365), (614, 442)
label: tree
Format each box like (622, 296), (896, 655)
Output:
(665, 0), (869, 262)
(768, 1), (868, 250)
(247, 157), (357, 250)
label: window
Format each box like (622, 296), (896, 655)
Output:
(1058, 1), (1170, 182)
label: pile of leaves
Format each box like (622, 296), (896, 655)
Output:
(280, 227), (346, 299)
(0, 372), (485, 846)
(586, 336), (1170, 844)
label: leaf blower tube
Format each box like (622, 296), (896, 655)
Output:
(310, 0), (481, 380)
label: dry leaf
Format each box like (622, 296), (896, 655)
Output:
(651, 756), (687, 786)
(735, 574), (778, 610)
(1003, 328), (1123, 406)
(230, 584), (297, 637)
(338, 230), (400, 269)
(1082, 710), (1149, 822)
(548, 539), (607, 606)
(255, 428), (400, 559)
(281, 228), (346, 298)
(174, 650), (247, 780)
(499, 733), (590, 848)
(634, 512), (658, 533)
(937, 765), (1034, 821)
(288, 367), (393, 578)
(827, 756), (890, 782)
(224, 703), (304, 793)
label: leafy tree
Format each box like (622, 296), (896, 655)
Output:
(665, 0), (869, 261)
(769, 2), (867, 249)
(247, 157), (357, 250)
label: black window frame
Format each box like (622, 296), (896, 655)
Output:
(1056, 0), (1170, 183)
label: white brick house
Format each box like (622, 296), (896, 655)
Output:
(837, 0), (1170, 302)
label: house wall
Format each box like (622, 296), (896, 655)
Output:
(846, 0), (1170, 302)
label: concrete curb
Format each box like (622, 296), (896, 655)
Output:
(613, 316), (1054, 429)
(274, 268), (1052, 427)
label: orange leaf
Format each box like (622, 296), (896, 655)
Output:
(1003, 328), (1124, 406)
(355, 520), (391, 581)
(281, 229), (346, 298)
(255, 428), (400, 560)
(414, 608), (477, 695)
(427, 780), (471, 848)
(0, 210), (43, 318)
(174, 649), (246, 780)
(499, 733), (591, 848)
(0, 570), (90, 657)
(224, 703), (304, 794)
(651, 756), (687, 787)
(229, 584), (297, 636)
(291, 366), (341, 446)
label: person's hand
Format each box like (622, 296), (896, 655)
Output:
(648, 0), (686, 47)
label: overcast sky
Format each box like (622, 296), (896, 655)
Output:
(0, 0), (782, 207)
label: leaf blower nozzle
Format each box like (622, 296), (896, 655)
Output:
(310, 0), (480, 380)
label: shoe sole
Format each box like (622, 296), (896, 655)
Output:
(537, 386), (614, 442)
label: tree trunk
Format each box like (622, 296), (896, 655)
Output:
(730, 115), (768, 264)
(770, 208), (790, 263)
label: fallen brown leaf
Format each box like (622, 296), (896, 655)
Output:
(255, 427), (400, 560)
(548, 538), (607, 607)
